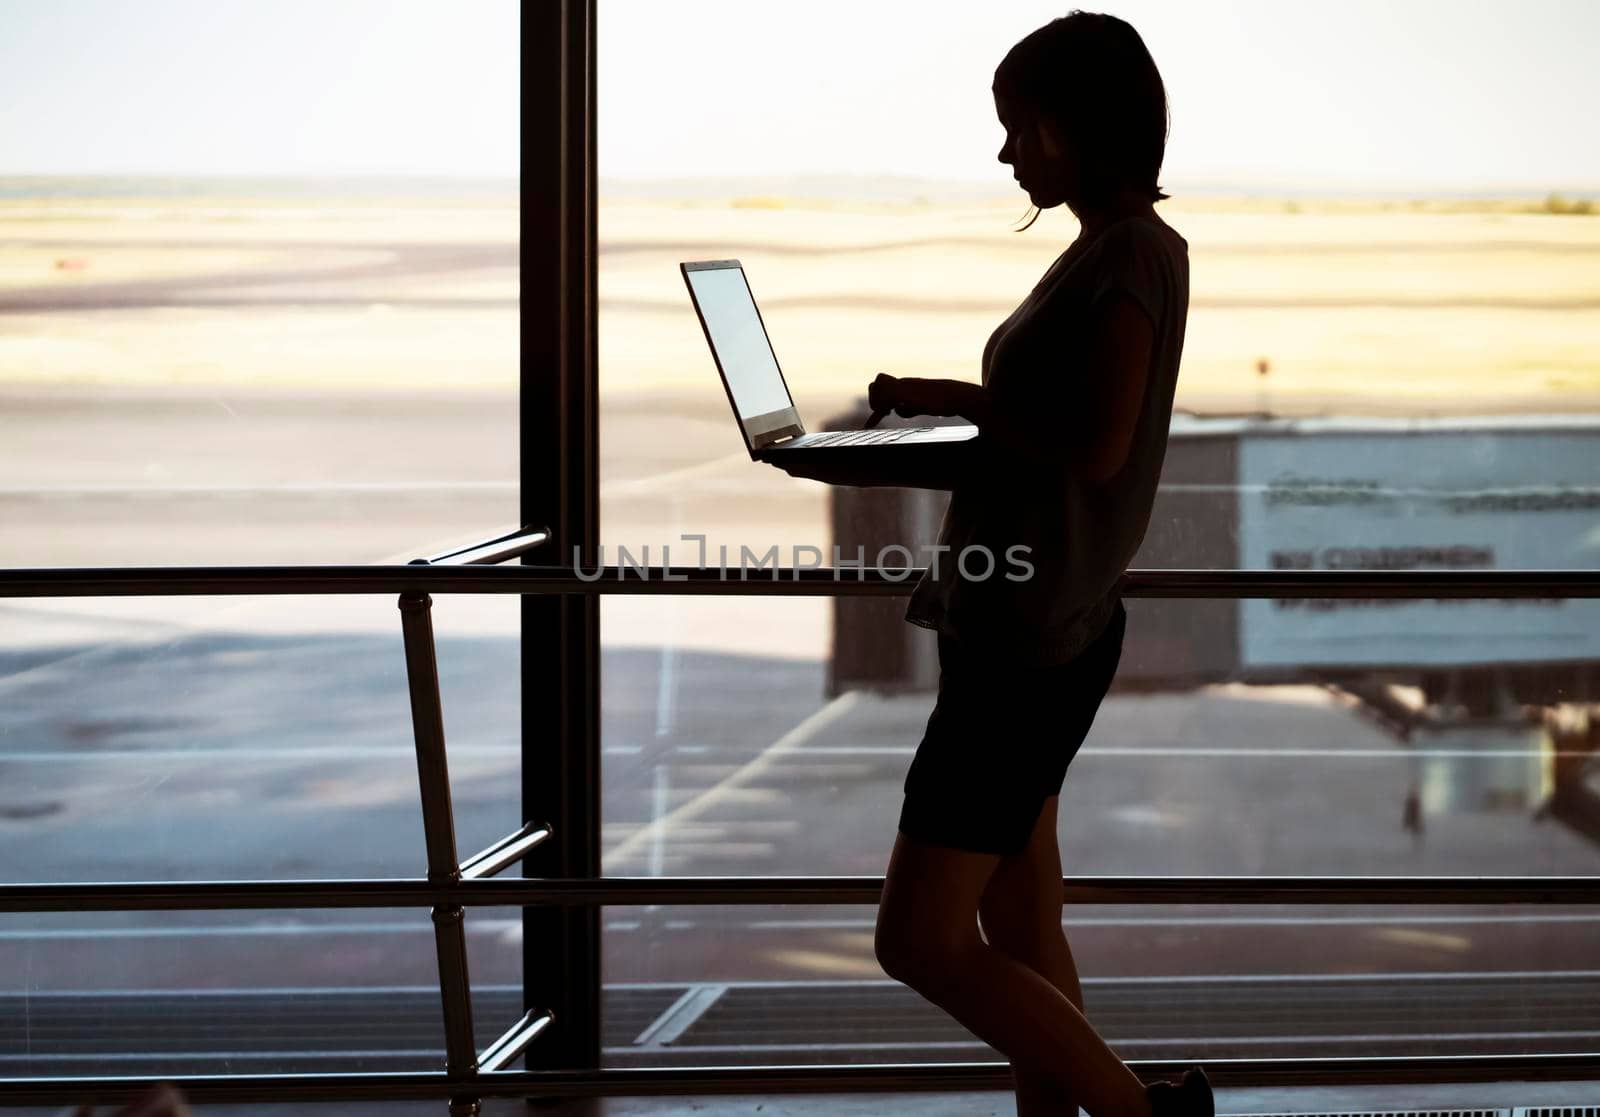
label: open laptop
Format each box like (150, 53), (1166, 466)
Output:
(680, 259), (979, 460)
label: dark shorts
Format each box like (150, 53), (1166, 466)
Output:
(897, 597), (1127, 856)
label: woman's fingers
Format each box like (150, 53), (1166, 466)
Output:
(867, 372), (900, 413)
(871, 373), (930, 420)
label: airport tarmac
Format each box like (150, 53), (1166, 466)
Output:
(5, 391), (1599, 1077)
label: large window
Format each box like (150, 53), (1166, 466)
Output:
(2, 0), (523, 1082)
(597, 0), (1600, 1070)
(6, 0), (1599, 1099)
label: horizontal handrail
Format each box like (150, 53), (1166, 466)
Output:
(2, 1052), (1599, 1105)
(2, 565), (1599, 598)
(3, 875), (1597, 912)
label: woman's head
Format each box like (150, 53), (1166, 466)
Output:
(994, 10), (1170, 229)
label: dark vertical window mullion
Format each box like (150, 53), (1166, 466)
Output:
(523, 0), (601, 1083)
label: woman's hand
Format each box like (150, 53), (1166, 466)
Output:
(867, 374), (972, 421)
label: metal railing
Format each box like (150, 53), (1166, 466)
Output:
(2, 537), (1598, 1111)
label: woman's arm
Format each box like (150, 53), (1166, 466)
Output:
(863, 375), (1085, 479)
(990, 295), (1154, 483)
(873, 295), (1154, 485)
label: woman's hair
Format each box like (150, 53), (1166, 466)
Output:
(994, 10), (1170, 231)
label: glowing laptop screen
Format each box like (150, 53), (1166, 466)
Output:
(684, 264), (794, 423)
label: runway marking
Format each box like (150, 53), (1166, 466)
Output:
(774, 745), (1579, 758)
(606, 1026), (1600, 1055)
(603, 1026), (1600, 1055)
(600, 690), (863, 872)
(631, 984), (728, 1047)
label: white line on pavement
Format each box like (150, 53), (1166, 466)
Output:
(600, 690), (863, 872)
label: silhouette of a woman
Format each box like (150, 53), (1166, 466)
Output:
(776, 12), (1205, 1117)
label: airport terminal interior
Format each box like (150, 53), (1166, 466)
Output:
(2, 1), (1598, 1114)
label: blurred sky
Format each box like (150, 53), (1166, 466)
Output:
(0, 0), (1594, 190)
(0, 0), (519, 177)
(600, 0), (1600, 192)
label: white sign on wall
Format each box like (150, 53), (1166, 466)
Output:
(1237, 425), (1600, 669)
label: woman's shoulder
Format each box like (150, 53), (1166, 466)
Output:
(1099, 212), (1187, 255)
(1089, 215), (1189, 298)
(1026, 214), (1186, 305)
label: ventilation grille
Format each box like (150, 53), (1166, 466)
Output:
(1245, 1111), (1501, 1117)
(6, 980), (1600, 1090)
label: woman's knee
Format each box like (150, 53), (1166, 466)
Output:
(874, 905), (973, 984)
(875, 831), (999, 983)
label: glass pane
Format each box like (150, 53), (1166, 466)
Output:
(1, 1), (520, 570)
(604, 900), (1600, 1069)
(1, 907), (523, 1097)
(1, 908), (455, 1077)
(600, 2), (1600, 571)
(0, 595), (519, 882)
(603, 594), (1599, 880)
(596, 0), (1599, 1076)
(0, 2), (529, 1102)
(602, 593), (1600, 1065)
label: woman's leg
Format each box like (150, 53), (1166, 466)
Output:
(875, 818), (1152, 1117)
(977, 795), (1088, 1116)
(973, 604), (1128, 1114)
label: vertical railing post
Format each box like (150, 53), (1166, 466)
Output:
(399, 588), (481, 1116)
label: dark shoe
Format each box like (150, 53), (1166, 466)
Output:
(1146, 1065), (1214, 1117)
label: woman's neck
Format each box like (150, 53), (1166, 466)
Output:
(1070, 188), (1157, 240)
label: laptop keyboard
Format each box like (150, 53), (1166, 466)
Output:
(803, 426), (935, 447)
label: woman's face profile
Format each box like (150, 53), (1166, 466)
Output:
(994, 89), (1074, 209)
